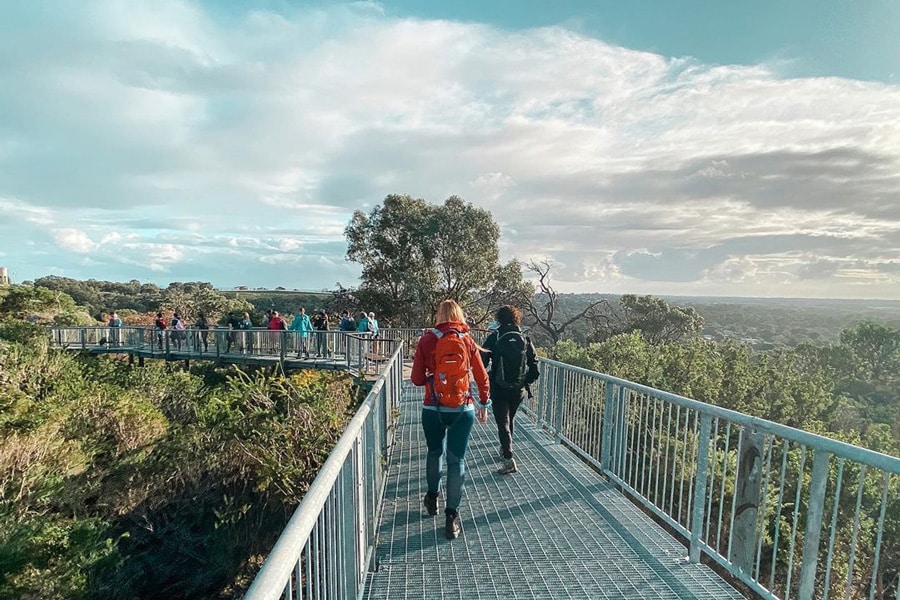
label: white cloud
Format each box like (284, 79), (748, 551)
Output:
(53, 229), (96, 253)
(0, 3), (898, 298)
(0, 197), (55, 226)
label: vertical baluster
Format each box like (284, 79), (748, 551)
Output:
(822, 458), (845, 600)
(716, 423), (733, 555)
(868, 472), (890, 600)
(661, 402), (674, 522)
(770, 440), (791, 592)
(705, 418), (720, 546)
(784, 446), (809, 600)
(668, 404), (682, 516)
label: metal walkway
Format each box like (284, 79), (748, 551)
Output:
(365, 382), (744, 600)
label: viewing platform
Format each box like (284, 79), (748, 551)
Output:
(47, 325), (438, 378)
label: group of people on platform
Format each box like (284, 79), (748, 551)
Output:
(411, 300), (540, 540)
(109, 307), (381, 357)
(148, 311), (206, 351)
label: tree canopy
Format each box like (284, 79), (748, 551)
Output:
(345, 194), (529, 326)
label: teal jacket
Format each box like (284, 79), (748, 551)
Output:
(290, 313), (313, 337)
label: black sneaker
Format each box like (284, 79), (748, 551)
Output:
(445, 511), (461, 540)
(423, 492), (439, 516)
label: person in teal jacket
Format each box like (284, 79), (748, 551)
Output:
(356, 311), (370, 333)
(290, 307), (313, 358)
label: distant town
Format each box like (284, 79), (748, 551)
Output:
(227, 286), (330, 295)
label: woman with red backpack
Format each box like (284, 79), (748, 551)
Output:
(411, 299), (491, 540)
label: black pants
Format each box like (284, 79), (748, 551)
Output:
(492, 388), (525, 459)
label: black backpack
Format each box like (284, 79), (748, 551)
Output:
(491, 330), (530, 390)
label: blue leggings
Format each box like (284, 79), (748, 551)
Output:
(422, 408), (475, 512)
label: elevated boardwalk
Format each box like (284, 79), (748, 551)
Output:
(365, 381), (743, 599)
(48, 327), (900, 600)
(47, 326), (415, 379)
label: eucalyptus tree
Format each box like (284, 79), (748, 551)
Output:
(160, 285), (248, 324)
(346, 194), (435, 325)
(346, 194), (526, 326)
(590, 293), (704, 345)
(839, 320), (900, 385)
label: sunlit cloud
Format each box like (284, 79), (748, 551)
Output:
(53, 229), (96, 254)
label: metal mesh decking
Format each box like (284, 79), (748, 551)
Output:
(364, 381), (745, 600)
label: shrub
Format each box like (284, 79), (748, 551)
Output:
(0, 340), (357, 600)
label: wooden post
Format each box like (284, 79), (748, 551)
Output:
(729, 427), (764, 573)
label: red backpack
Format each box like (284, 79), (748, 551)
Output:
(429, 328), (472, 408)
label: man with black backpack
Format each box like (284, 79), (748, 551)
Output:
(481, 305), (539, 475)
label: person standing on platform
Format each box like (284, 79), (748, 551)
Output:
(108, 311), (123, 345)
(170, 313), (186, 351)
(339, 310), (355, 332)
(290, 307), (313, 358)
(237, 311), (253, 354)
(267, 310), (287, 353)
(225, 312), (240, 353)
(153, 312), (167, 350)
(312, 309), (330, 357)
(356, 311), (370, 334)
(194, 313), (210, 352)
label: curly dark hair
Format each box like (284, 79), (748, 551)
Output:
(495, 305), (521, 326)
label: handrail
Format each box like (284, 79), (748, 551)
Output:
(243, 401), (373, 597)
(45, 325), (400, 374)
(528, 358), (900, 600)
(538, 357), (900, 475)
(243, 343), (404, 600)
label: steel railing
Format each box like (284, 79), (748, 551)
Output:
(243, 344), (404, 600)
(528, 358), (900, 600)
(47, 326), (399, 373)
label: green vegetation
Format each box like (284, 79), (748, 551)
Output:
(553, 321), (899, 451)
(0, 323), (357, 599)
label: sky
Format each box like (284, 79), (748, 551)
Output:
(1, 1), (899, 300)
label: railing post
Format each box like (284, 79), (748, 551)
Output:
(280, 330), (286, 363)
(729, 427), (764, 573)
(80, 327), (86, 350)
(798, 450), (831, 600)
(600, 382), (616, 472)
(554, 367), (565, 439)
(690, 414), (713, 563)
